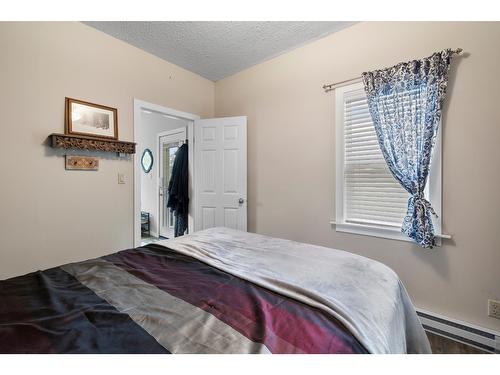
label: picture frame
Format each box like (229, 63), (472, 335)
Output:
(65, 97), (118, 140)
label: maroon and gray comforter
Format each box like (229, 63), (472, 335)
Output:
(0, 243), (365, 353)
(0, 227), (430, 354)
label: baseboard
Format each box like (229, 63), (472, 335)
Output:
(417, 309), (500, 353)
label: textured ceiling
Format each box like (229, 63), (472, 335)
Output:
(84, 22), (354, 81)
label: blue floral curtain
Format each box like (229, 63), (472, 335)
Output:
(362, 49), (456, 248)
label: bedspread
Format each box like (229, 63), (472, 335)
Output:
(0, 232), (370, 353)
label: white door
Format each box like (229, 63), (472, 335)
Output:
(158, 127), (187, 238)
(194, 116), (247, 232)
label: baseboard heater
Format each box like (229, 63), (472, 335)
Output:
(417, 309), (500, 353)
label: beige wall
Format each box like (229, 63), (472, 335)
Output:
(0, 22), (214, 279)
(215, 22), (500, 331)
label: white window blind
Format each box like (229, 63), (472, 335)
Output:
(343, 87), (409, 227)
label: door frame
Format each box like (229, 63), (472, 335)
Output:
(157, 127), (187, 238)
(133, 99), (200, 247)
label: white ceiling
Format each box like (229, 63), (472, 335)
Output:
(84, 22), (354, 81)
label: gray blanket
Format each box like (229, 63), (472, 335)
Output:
(158, 227), (431, 354)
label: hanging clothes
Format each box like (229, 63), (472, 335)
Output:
(174, 213), (187, 238)
(167, 143), (189, 237)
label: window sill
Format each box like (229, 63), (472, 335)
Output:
(330, 220), (450, 245)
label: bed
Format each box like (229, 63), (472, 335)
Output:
(0, 227), (431, 354)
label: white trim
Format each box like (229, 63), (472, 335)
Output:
(428, 120), (443, 246)
(157, 127), (187, 239)
(134, 99), (200, 122)
(330, 220), (451, 240)
(187, 120), (195, 237)
(333, 82), (444, 245)
(157, 128), (187, 139)
(133, 99), (199, 248)
(334, 83), (346, 228)
(335, 221), (416, 243)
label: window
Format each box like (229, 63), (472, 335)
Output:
(334, 81), (442, 242)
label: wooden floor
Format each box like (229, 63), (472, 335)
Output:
(427, 332), (488, 354)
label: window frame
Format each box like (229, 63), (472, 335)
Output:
(334, 80), (442, 244)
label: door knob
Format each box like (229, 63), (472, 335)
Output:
(238, 198), (244, 204)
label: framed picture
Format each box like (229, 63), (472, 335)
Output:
(65, 97), (118, 140)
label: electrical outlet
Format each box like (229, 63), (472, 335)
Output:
(488, 299), (500, 319)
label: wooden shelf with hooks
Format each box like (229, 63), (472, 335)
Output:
(49, 133), (136, 154)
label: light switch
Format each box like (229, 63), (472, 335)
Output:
(118, 173), (125, 184)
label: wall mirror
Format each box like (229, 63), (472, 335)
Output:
(141, 148), (153, 173)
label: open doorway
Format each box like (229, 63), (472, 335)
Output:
(158, 127), (186, 239)
(133, 99), (199, 247)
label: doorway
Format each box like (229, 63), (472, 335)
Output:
(133, 99), (200, 248)
(134, 99), (248, 248)
(158, 128), (187, 238)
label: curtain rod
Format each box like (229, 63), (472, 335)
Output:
(323, 48), (464, 93)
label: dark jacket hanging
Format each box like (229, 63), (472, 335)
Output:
(167, 143), (189, 236)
